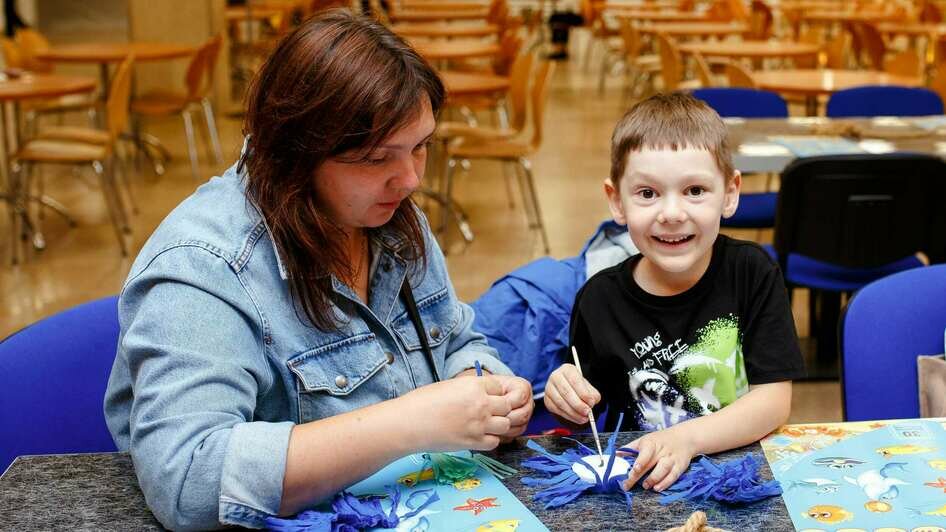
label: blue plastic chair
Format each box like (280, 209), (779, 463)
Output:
(692, 88), (787, 229)
(691, 87), (789, 118)
(826, 85), (945, 117)
(0, 296), (120, 473)
(840, 265), (946, 421)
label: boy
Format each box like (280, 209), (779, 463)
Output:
(544, 92), (805, 493)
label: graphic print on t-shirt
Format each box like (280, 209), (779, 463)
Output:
(627, 315), (748, 431)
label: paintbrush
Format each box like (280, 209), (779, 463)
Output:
(571, 346), (604, 466)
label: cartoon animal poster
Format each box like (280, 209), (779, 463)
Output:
(774, 420), (946, 531)
(346, 452), (549, 532)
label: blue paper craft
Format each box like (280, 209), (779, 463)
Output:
(658, 454), (782, 505)
(520, 412), (638, 510)
(776, 419), (946, 530)
(768, 135), (865, 157)
(269, 451), (550, 532)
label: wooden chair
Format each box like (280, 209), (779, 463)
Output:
(617, 19), (660, 98)
(12, 56), (135, 260)
(884, 49), (923, 78)
(748, 0), (773, 40)
(920, 0), (944, 23)
(823, 32), (850, 69)
(444, 59), (555, 253)
(928, 63), (946, 107)
(723, 61), (757, 88)
(130, 35), (224, 180)
(691, 52), (722, 87)
(655, 32), (700, 91)
(853, 22), (886, 70)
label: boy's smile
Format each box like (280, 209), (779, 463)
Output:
(605, 147), (741, 295)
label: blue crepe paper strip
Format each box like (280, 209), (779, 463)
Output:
(658, 453), (782, 506)
(520, 412), (638, 510)
(265, 484), (439, 531)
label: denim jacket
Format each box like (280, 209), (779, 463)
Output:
(103, 161), (511, 530)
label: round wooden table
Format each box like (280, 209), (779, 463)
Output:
(439, 71), (509, 97)
(36, 42), (196, 64)
(0, 73), (98, 261)
(677, 40), (820, 59)
(613, 10), (709, 22)
(801, 10), (898, 24)
(411, 39), (501, 61)
(389, 9), (489, 22)
(393, 22), (499, 38)
(0, 73), (97, 102)
(636, 22), (750, 38)
(751, 69), (922, 115)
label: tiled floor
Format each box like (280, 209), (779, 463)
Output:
(0, 33), (842, 423)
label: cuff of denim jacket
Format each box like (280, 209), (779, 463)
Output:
(444, 349), (513, 378)
(218, 420), (294, 528)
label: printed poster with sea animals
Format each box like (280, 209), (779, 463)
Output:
(346, 451), (549, 532)
(767, 419), (946, 531)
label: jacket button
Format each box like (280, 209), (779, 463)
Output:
(385, 351), (395, 364)
(335, 375), (348, 388)
(382, 262), (392, 272)
(429, 326), (441, 340)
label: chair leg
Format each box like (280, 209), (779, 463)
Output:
(583, 30), (596, 71)
(440, 156), (458, 246)
(518, 158), (550, 254)
(93, 159), (128, 256)
(114, 142), (139, 218)
(501, 162), (516, 208)
(181, 110), (202, 180)
(201, 98), (225, 165)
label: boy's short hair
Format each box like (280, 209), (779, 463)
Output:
(610, 92), (735, 187)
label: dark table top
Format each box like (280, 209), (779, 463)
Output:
(0, 431), (793, 531)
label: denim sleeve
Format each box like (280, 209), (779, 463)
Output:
(118, 246), (291, 530)
(418, 218), (513, 379)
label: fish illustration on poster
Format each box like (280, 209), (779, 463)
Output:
(346, 451), (550, 532)
(776, 420), (946, 530)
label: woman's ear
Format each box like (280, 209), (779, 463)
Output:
(604, 178), (627, 225)
(721, 171), (742, 219)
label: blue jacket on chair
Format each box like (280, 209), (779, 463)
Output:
(471, 221), (636, 397)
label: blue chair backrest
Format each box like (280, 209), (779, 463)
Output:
(691, 87), (789, 118)
(840, 265), (946, 421)
(827, 85), (944, 117)
(0, 296), (120, 473)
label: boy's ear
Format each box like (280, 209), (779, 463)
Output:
(604, 178), (627, 225)
(721, 171), (742, 219)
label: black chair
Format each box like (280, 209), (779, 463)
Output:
(766, 153), (946, 379)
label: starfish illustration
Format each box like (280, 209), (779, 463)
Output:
(453, 497), (500, 516)
(925, 477), (946, 493)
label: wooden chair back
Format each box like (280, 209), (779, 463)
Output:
(106, 56), (135, 142)
(619, 19), (642, 61)
(655, 32), (683, 90)
(493, 30), (522, 76)
(724, 61), (757, 88)
(507, 51), (535, 132)
(921, 0), (944, 23)
(884, 49), (923, 78)
(528, 59), (555, 151)
(855, 22), (886, 69)
(13, 28), (52, 73)
(823, 32), (850, 69)
(186, 34), (223, 99)
(1, 38), (23, 69)
(692, 52), (714, 87)
(748, 0), (773, 40)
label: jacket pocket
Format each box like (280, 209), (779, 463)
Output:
(391, 288), (460, 379)
(288, 333), (392, 422)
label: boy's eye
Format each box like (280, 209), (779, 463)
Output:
(686, 186), (705, 197)
(639, 189), (655, 199)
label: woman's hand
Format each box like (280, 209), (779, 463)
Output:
(491, 375), (534, 441)
(405, 376), (512, 451)
(543, 363), (601, 425)
(621, 426), (697, 492)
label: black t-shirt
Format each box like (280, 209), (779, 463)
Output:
(570, 235), (805, 432)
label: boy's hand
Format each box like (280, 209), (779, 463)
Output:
(543, 363), (601, 425)
(621, 426), (696, 492)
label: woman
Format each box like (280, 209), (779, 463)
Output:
(104, 11), (533, 530)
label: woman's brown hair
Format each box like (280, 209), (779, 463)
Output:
(242, 10), (445, 330)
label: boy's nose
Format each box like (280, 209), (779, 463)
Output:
(657, 197), (687, 224)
